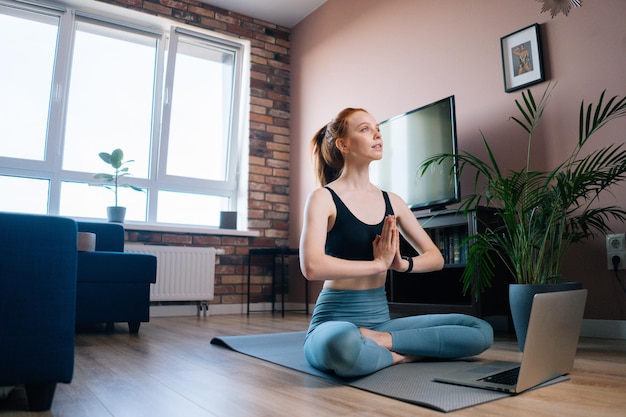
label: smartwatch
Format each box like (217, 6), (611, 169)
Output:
(402, 256), (413, 273)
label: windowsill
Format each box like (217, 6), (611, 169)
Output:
(122, 222), (260, 237)
(71, 217), (260, 237)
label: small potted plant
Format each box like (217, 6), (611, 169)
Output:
(421, 85), (626, 350)
(93, 148), (142, 223)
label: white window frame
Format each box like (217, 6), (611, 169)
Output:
(0, 0), (251, 232)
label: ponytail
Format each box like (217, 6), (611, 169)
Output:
(310, 107), (367, 186)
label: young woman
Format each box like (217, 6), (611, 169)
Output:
(299, 107), (493, 378)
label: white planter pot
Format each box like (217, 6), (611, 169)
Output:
(106, 206), (126, 223)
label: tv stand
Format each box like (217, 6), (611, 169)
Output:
(411, 204), (448, 214)
(386, 207), (511, 320)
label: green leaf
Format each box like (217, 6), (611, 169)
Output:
(93, 173), (114, 181)
(428, 85), (626, 295)
(98, 152), (112, 165)
(110, 148), (124, 169)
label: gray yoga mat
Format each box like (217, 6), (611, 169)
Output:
(210, 331), (512, 412)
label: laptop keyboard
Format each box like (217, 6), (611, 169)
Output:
(479, 367), (520, 385)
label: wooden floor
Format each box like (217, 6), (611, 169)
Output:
(1, 313), (625, 417)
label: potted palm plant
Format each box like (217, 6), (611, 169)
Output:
(421, 84), (626, 350)
(93, 148), (142, 223)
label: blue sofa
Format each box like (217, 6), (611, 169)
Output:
(76, 222), (156, 334)
(0, 212), (78, 411)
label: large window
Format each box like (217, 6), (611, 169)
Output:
(0, 0), (249, 228)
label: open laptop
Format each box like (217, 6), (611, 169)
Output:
(433, 289), (587, 394)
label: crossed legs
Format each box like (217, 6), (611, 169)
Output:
(304, 314), (493, 378)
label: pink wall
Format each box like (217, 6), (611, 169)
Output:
(289, 0), (626, 320)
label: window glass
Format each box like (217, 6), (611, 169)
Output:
(0, 176), (49, 214)
(0, 11), (58, 161)
(165, 34), (234, 181)
(59, 181), (147, 221)
(62, 19), (156, 178)
(157, 190), (228, 227)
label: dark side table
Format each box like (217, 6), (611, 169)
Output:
(246, 247), (309, 317)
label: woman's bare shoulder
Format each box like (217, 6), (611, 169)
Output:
(305, 186), (334, 209)
(385, 190), (411, 213)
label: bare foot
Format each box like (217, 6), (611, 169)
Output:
(360, 328), (423, 365)
(359, 328), (392, 350)
(392, 353), (422, 364)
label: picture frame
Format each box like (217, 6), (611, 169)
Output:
(500, 24), (545, 93)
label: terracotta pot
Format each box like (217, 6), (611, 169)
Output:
(509, 282), (583, 352)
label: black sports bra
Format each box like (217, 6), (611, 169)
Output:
(324, 187), (394, 261)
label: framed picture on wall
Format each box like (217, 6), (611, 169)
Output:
(500, 24), (545, 93)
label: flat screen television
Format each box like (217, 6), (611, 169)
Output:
(370, 95), (460, 211)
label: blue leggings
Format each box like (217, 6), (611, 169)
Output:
(304, 287), (493, 377)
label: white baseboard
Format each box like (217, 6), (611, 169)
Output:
(150, 302), (311, 317)
(150, 304), (626, 340)
(150, 304), (200, 317)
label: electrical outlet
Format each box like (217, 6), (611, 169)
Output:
(606, 233), (626, 270)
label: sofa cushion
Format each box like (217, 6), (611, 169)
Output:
(77, 222), (124, 252)
(77, 252), (156, 283)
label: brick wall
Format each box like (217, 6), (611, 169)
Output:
(98, 0), (292, 308)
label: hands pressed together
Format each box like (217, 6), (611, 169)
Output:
(372, 215), (405, 272)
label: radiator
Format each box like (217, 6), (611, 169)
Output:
(125, 245), (216, 302)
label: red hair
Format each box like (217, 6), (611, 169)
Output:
(310, 108), (367, 186)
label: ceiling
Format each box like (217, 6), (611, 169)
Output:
(196, 0), (327, 28)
